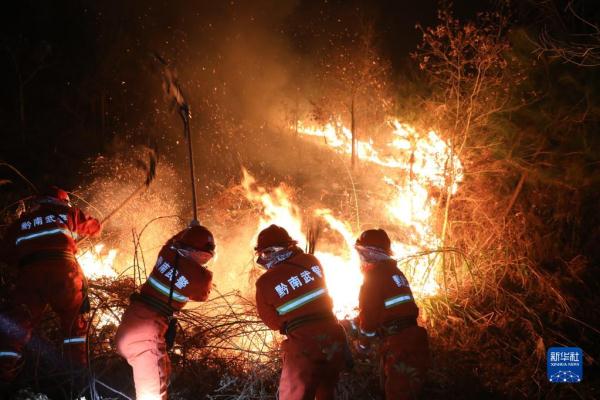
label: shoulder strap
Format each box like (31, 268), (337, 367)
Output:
(167, 251), (180, 308)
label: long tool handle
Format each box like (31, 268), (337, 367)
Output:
(75, 184), (144, 246)
(99, 183), (145, 226)
(182, 108), (198, 222)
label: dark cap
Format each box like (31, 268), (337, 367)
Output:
(355, 229), (392, 254)
(255, 224), (297, 251)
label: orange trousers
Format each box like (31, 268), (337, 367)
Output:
(278, 322), (346, 400)
(0, 259), (88, 382)
(115, 300), (170, 400)
(380, 325), (430, 400)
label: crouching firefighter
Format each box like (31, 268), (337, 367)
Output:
(352, 229), (430, 400)
(254, 225), (350, 400)
(115, 223), (215, 400)
(0, 186), (101, 383)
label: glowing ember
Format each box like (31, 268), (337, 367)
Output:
(77, 244), (118, 279)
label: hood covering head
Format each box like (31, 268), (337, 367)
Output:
(174, 225), (215, 255)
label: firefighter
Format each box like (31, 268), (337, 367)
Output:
(254, 224), (348, 400)
(115, 223), (215, 400)
(0, 186), (102, 382)
(353, 229), (430, 400)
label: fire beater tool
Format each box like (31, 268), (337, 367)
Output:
(152, 52), (199, 224)
(75, 149), (157, 247)
(99, 149), (158, 226)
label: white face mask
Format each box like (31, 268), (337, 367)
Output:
(355, 245), (394, 264)
(256, 246), (294, 269)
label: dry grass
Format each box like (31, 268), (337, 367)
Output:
(1, 162), (598, 399)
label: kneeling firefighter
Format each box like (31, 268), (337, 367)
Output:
(254, 224), (350, 400)
(352, 229), (431, 400)
(0, 186), (101, 384)
(115, 223), (215, 400)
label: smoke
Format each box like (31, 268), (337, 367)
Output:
(207, 1), (301, 125)
(73, 0), (406, 299)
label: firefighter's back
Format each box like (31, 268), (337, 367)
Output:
(10, 204), (79, 262)
(0, 191), (97, 385)
(256, 251), (346, 400)
(137, 244), (213, 322)
(372, 260), (430, 400)
(370, 260), (419, 326)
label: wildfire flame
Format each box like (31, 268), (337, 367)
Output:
(77, 244), (118, 279)
(75, 118), (462, 324)
(242, 118), (463, 319)
(241, 170), (305, 243)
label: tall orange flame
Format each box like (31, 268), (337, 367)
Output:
(240, 118), (463, 318)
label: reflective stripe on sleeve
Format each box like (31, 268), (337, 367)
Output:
(276, 288), (327, 315)
(360, 329), (377, 337)
(0, 351), (21, 358)
(63, 336), (87, 344)
(15, 228), (72, 245)
(384, 294), (413, 309)
(147, 276), (189, 302)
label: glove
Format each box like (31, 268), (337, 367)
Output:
(165, 317), (178, 350)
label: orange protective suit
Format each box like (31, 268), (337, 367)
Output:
(0, 201), (100, 381)
(255, 251), (347, 400)
(358, 260), (430, 400)
(115, 301), (170, 400)
(115, 236), (212, 400)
